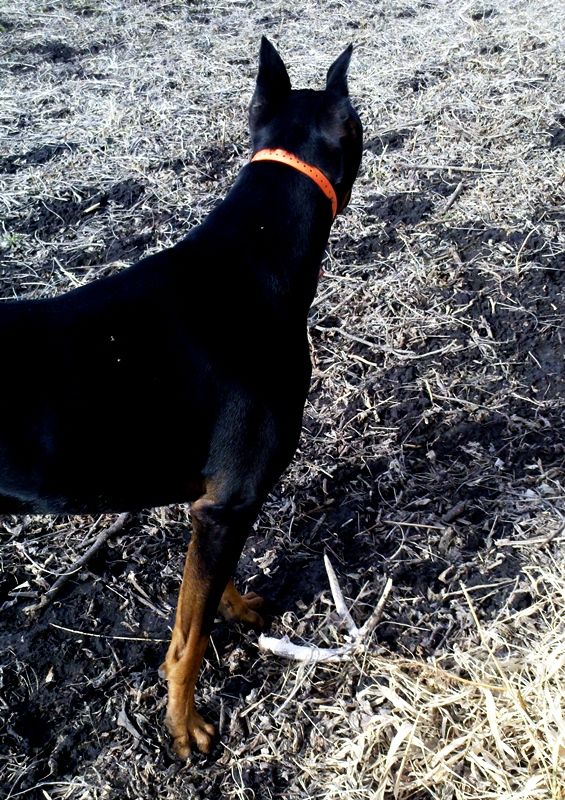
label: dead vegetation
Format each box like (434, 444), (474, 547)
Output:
(0, 0), (564, 798)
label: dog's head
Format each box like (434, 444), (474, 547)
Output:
(249, 37), (363, 215)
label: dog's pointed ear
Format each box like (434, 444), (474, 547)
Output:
(249, 37), (291, 132)
(321, 45), (354, 144)
(326, 44), (353, 98)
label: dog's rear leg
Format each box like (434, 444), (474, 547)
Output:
(220, 579), (264, 627)
(160, 494), (256, 760)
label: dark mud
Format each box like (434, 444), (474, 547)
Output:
(0, 143), (78, 175)
(398, 65), (448, 93)
(8, 179), (146, 237)
(364, 127), (414, 154)
(548, 114), (565, 149)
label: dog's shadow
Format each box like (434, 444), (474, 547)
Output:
(240, 386), (561, 658)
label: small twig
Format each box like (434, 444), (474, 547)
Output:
(127, 570), (169, 619)
(382, 520), (445, 530)
(397, 162), (505, 174)
(515, 227), (537, 275)
(496, 524), (565, 548)
(24, 513), (130, 615)
(442, 500), (467, 523)
(49, 622), (168, 642)
(440, 179), (465, 214)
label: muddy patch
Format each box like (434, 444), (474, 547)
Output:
(0, 16), (15, 32)
(0, 143), (78, 175)
(548, 114), (565, 149)
(398, 64), (448, 93)
(29, 40), (79, 63)
(196, 143), (240, 182)
(364, 128), (413, 154)
(8, 179), (146, 238)
(368, 191), (435, 224)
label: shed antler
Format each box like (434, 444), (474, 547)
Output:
(259, 555), (393, 662)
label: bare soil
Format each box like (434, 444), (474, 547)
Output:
(1, 1), (563, 798)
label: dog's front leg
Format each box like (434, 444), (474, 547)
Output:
(160, 494), (255, 760)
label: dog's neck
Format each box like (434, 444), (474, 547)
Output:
(250, 148), (338, 220)
(191, 159), (336, 305)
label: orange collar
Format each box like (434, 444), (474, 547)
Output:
(250, 148), (338, 220)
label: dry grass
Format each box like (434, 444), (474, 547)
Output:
(287, 558), (565, 799)
(0, 0), (564, 798)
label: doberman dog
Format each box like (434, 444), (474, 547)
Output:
(0, 37), (362, 759)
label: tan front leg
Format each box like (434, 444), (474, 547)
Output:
(160, 494), (257, 760)
(160, 535), (216, 759)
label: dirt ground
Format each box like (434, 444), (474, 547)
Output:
(1, 1), (564, 799)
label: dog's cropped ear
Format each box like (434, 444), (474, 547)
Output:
(249, 37), (291, 131)
(326, 44), (352, 98)
(320, 45), (354, 143)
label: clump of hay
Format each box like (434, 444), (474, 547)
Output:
(288, 560), (564, 799)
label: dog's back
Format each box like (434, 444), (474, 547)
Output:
(0, 210), (313, 513)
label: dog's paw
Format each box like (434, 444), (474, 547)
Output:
(221, 590), (265, 628)
(239, 591), (265, 627)
(168, 710), (216, 760)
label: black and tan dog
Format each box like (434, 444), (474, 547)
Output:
(0, 38), (362, 759)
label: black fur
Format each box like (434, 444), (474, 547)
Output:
(0, 38), (363, 519)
